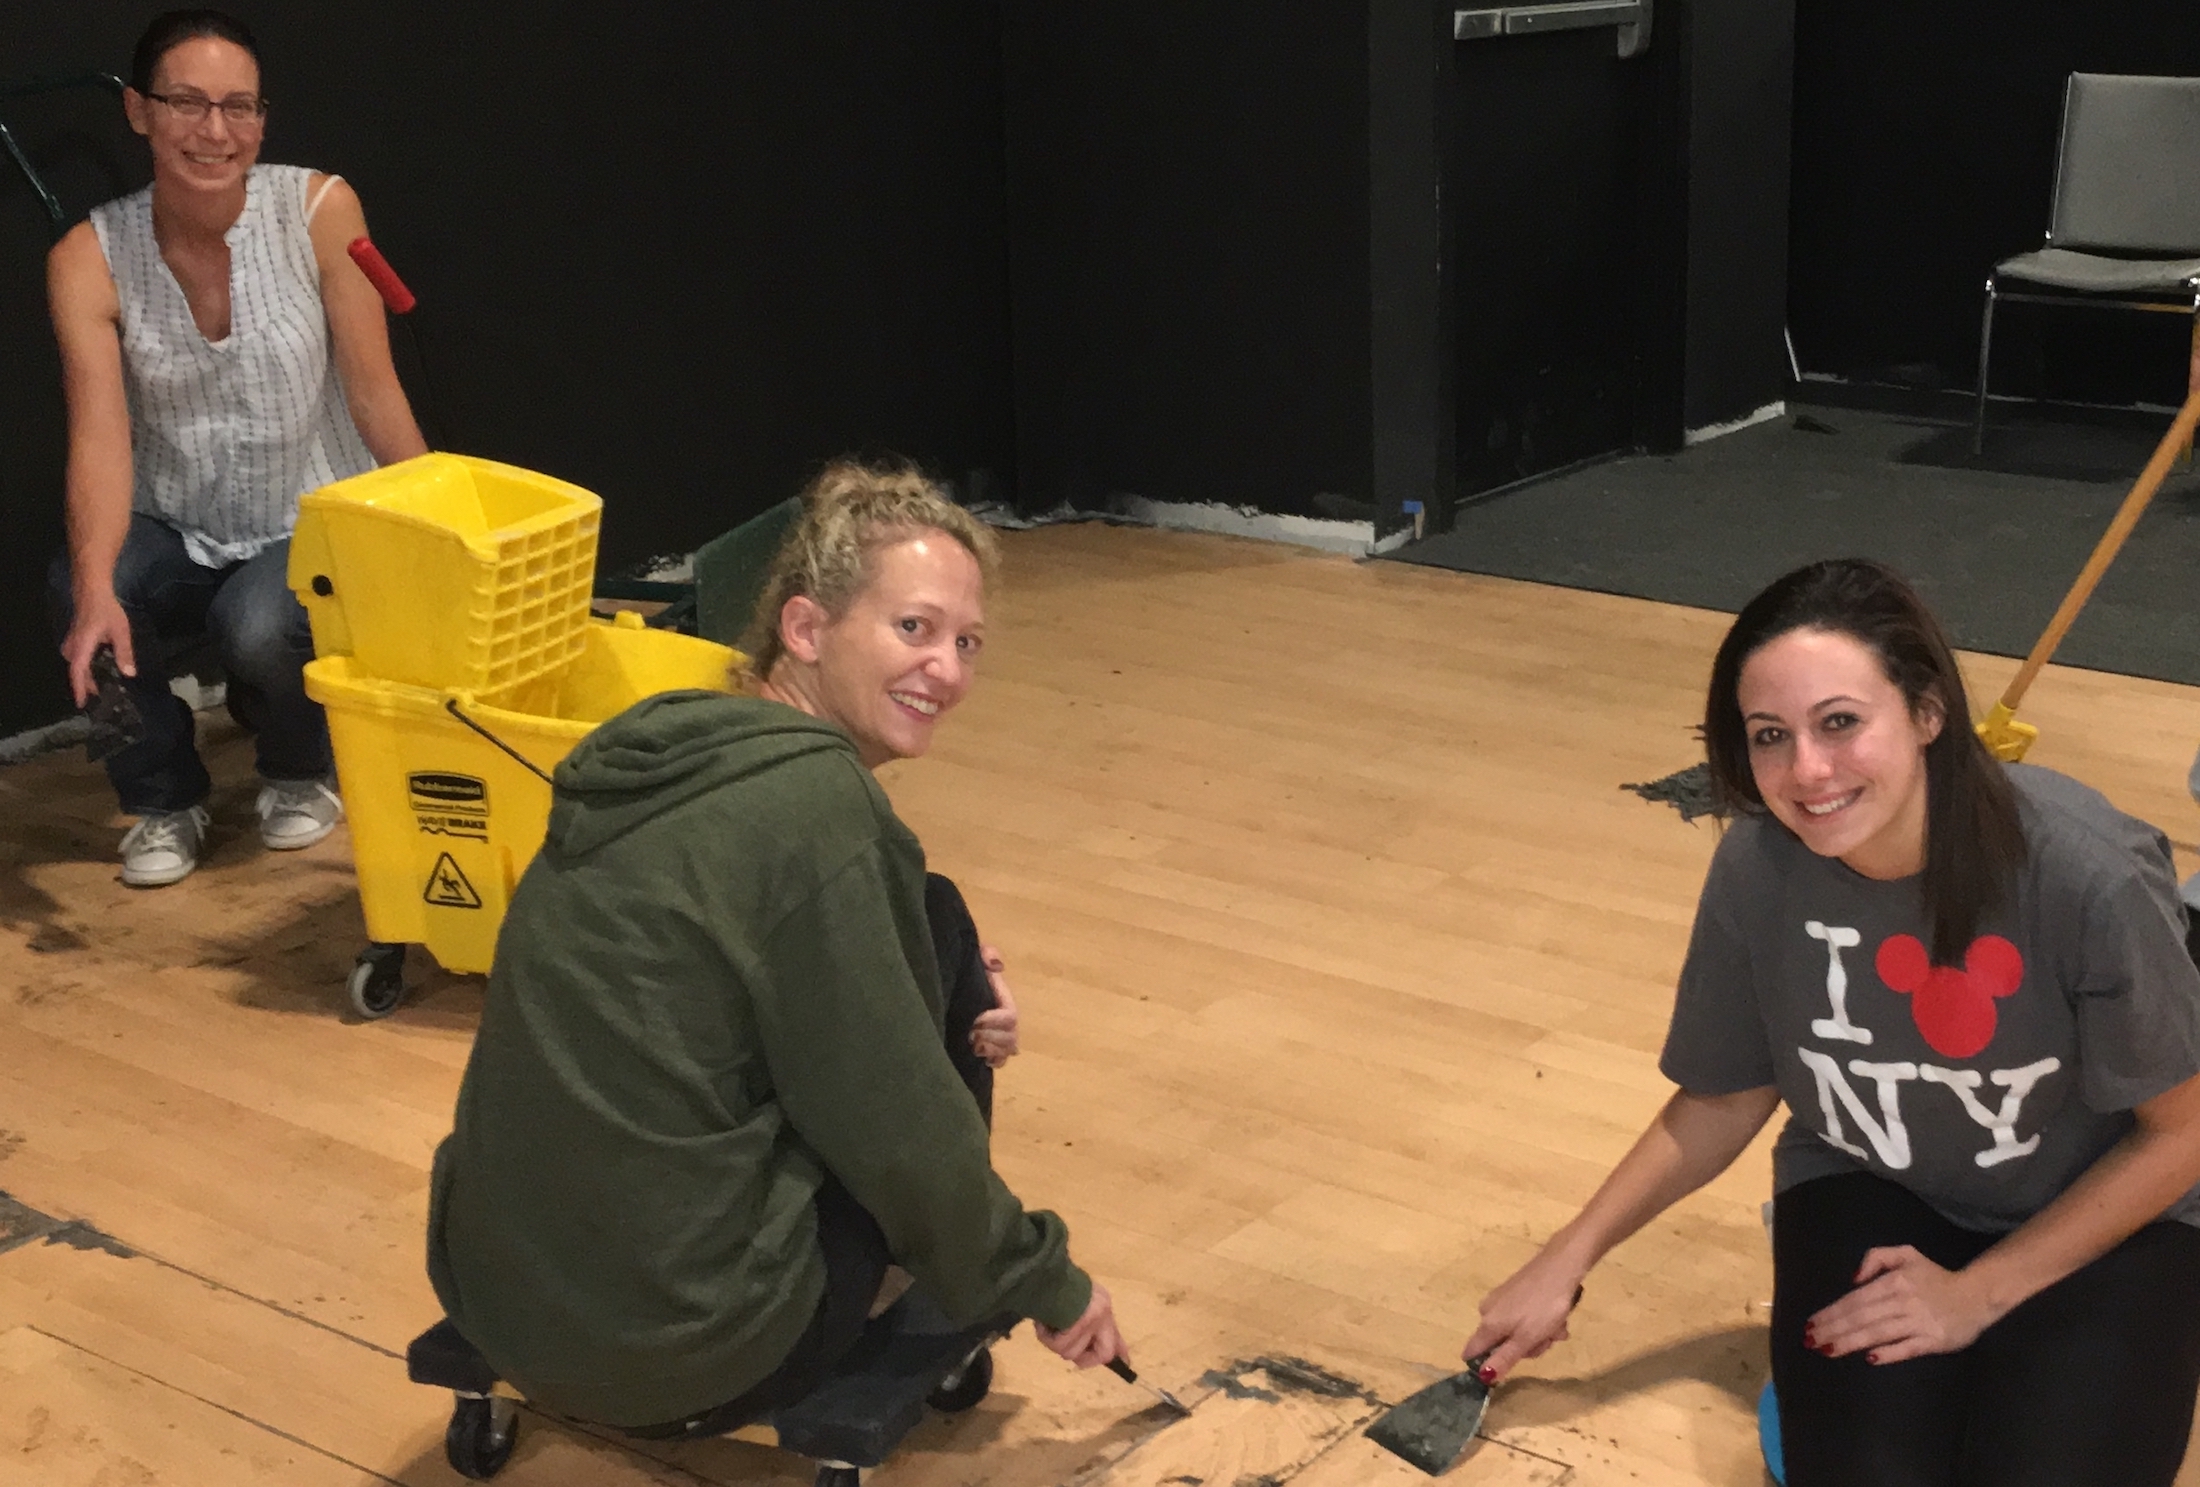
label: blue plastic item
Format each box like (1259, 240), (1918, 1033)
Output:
(1758, 1379), (1786, 1484)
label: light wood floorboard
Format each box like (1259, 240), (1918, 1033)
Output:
(3, 522), (2197, 1484)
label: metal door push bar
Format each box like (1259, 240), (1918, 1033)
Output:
(1454, 2), (1652, 58)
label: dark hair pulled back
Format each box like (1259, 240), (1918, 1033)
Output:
(1703, 558), (2025, 966)
(131, 9), (261, 96)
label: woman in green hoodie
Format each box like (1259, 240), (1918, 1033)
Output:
(427, 461), (1124, 1435)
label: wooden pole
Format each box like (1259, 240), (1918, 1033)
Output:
(1995, 388), (2200, 719)
(2186, 310), (2199, 464)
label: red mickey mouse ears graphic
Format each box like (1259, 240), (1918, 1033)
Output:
(1874, 934), (2024, 1059)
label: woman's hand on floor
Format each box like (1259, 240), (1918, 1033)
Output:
(1805, 1245), (1995, 1364)
(970, 944), (1020, 1067)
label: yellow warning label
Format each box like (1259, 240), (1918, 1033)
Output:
(423, 852), (484, 909)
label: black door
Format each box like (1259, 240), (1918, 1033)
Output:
(1450, 6), (1671, 502)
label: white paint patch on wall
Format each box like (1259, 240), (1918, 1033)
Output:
(1684, 400), (1787, 447)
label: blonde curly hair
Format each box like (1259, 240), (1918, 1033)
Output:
(741, 458), (1000, 684)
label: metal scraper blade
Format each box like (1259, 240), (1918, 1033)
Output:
(1364, 1369), (1490, 1476)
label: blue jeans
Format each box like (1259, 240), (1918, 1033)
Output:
(47, 515), (331, 814)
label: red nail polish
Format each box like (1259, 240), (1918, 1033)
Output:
(1867, 1351), (1880, 1365)
(1476, 1365), (1497, 1386)
(1815, 1343), (1834, 1356)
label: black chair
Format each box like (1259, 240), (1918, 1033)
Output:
(407, 1291), (1010, 1484)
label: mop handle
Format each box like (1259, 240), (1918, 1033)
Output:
(1995, 389), (2200, 716)
(348, 236), (417, 314)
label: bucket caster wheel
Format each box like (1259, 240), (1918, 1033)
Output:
(348, 942), (407, 1020)
(445, 1394), (518, 1479)
(814, 1466), (860, 1487)
(927, 1346), (992, 1413)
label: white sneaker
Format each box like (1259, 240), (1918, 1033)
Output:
(256, 778), (344, 851)
(119, 806), (213, 887)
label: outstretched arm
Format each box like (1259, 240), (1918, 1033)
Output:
(1464, 1084), (1780, 1381)
(48, 223), (137, 705)
(1810, 1068), (2200, 1365)
(308, 175), (428, 463)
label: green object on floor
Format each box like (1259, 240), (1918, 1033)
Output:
(591, 496), (801, 645)
(694, 496), (802, 647)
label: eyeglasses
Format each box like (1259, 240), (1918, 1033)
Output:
(145, 91), (268, 126)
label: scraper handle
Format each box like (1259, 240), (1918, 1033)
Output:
(1475, 1285), (1584, 1386)
(1107, 1357), (1139, 1385)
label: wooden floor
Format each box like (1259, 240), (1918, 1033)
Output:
(3, 523), (2197, 1487)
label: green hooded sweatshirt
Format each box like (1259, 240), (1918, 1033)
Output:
(425, 692), (1090, 1428)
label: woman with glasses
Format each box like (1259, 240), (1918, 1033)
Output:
(46, 8), (426, 887)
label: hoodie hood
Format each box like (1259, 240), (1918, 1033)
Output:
(545, 691), (857, 858)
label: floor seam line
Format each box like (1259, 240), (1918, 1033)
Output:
(127, 1243), (408, 1362)
(21, 1323), (410, 1485)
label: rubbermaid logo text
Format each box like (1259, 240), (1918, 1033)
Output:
(410, 773), (490, 839)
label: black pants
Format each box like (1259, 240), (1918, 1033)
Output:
(629, 873), (998, 1440)
(1771, 1171), (2200, 1487)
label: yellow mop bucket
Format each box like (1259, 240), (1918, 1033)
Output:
(306, 614), (736, 1009)
(289, 453), (603, 700)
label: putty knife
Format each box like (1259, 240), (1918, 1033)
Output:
(1107, 1357), (1189, 1414)
(1366, 1286), (1582, 1475)
(1365, 1363), (1493, 1474)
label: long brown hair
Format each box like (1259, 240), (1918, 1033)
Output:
(1703, 559), (2025, 965)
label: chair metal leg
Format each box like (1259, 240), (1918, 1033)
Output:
(1972, 276), (1999, 457)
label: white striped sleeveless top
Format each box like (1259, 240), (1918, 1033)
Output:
(90, 163), (376, 568)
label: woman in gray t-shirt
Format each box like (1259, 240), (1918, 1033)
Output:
(1463, 558), (2200, 1486)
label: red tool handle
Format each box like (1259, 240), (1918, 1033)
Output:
(347, 236), (417, 314)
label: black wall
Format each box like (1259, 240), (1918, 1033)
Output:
(1681, 0), (1794, 430)
(1789, 0), (2200, 403)
(1000, 5), (1373, 517)
(4, 1), (1823, 738)
(1, 2), (1016, 736)
(997, 0), (1799, 529)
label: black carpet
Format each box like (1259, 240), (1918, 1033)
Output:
(1384, 406), (2200, 687)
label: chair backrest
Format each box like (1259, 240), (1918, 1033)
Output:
(2048, 73), (2200, 255)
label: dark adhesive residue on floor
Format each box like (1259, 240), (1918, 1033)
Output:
(1198, 1368), (1281, 1403)
(1196, 1355), (1376, 1406)
(0, 1190), (138, 1261)
(43, 1220), (138, 1259)
(1621, 762), (1725, 823)
(0, 1191), (58, 1255)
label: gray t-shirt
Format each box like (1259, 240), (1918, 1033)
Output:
(1661, 764), (2200, 1233)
